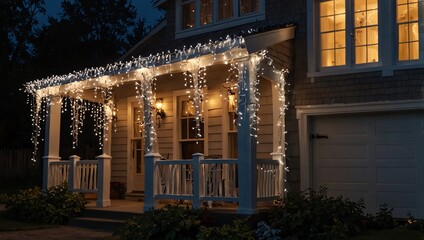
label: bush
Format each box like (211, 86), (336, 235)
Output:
(365, 203), (394, 230)
(115, 204), (207, 240)
(197, 218), (254, 240)
(0, 182), (87, 224)
(268, 187), (366, 240)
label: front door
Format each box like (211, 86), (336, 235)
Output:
(131, 106), (145, 191)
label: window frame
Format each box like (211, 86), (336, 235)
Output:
(176, 0), (265, 39)
(307, 0), (424, 78)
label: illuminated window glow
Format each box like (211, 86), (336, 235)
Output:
(182, 0), (195, 29)
(354, 0), (379, 64)
(397, 0), (419, 61)
(320, 0), (346, 67)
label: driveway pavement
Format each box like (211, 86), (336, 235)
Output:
(0, 226), (114, 240)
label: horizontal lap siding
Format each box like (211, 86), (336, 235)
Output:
(156, 95), (174, 159)
(257, 79), (274, 159)
(111, 96), (128, 183)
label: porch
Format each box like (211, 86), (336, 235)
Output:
(29, 25), (295, 214)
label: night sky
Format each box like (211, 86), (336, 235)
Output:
(40, 1), (163, 27)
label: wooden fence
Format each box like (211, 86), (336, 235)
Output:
(0, 148), (36, 180)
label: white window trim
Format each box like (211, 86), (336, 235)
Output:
(307, 0), (424, 78)
(176, 0), (265, 39)
(172, 89), (209, 159)
(126, 96), (138, 193)
(296, 99), (424, 191)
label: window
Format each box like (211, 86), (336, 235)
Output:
(227, 90), (238, 158)
(320, 0), (346, 67)
(179, 97), (204, 159)
(397, 0), (419, 61)
(319, 0), (378, 67)
(177, 0), (264, 37)
(132, 107), (145, 175)
(354, 0), (378, 64)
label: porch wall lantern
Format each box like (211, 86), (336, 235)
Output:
(155, 98), (166, 127)
(228, 90), (237, 111)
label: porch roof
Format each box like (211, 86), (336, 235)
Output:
(24, 25), (295, 98)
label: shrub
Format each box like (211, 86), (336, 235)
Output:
(197, 218), (254, 240)
(255, 221), (281, 240)
(0, 182), (87, 224)
(268, 187), (366, 240)
(365, 203), (394, 230)
(405, 213), (424, 231)
(115, 204), (207, 240)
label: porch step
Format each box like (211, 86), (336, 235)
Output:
(68, 206), (141, 233)
(125, 191), (144, 201)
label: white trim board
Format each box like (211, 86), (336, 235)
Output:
(296, 100), (424, 191)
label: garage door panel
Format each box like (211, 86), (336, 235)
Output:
(375, 116), (417, 134)
(319, 143), (368, 160)
(376, 191), (416, 210)
(318, 160), (368, 168)
(327, 190), (369, 203)
(317, 167), (368, 183)
(375, 144), (416, 160)
(376, 168), (417, 185)
(314, 116), (368, 136)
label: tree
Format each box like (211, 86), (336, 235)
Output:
(33, 0), (143, 77)
(0, 0), (45, 148)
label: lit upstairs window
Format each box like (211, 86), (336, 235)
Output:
(397, 0), (419, 61)
(182, 0), (195, 29)
(320, 0), (346, 67)
(240, 0), (259, 15)
(219, 0), (234, 20)
(354, 0), (379, 64)
(201, 0), (213, 25)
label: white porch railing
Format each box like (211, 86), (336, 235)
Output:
(145, 153), (282, 211)
(44, 154), (111, 207)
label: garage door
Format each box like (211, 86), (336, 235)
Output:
(312, 112), (424, 218)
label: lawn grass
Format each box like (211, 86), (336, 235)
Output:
(351, 228), (424, 240)
(0, 211), (55, 231)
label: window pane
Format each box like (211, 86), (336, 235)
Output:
(335, 30), (346, 47)
(397, 5), (408, 23)
(188, 119), (197, 138)
(322, 50), (335, 67)
(335, 49), (346, 65)
(320, 1), (334, 16)
(201, 0), (213, 25)
(321, 32), (335, 49)
(399, 43), (409, 60)
(355, 12), (366, 27)
(334, 0), (345, 14)
(367, 26), (378, 44)
(355, 46), (367, 64)
(240, 0), (259, 15)
(219, 0), (233, 20)
(410, 41), (419, 59)
(409, 3), (418, 21)
(355, 0), (366, 12)
(182, 2), (195, 29)
(367, 9), (378, 25)
(335, 14), (345, 30)
(181, 119), (188, 139)
(399, 24), (409, 42)
(398, 0), (407, 3)
(367, 45), (379, 62)
(409, 22), (419, 41)
(368, 0), (378, 9)
(355, 28), (366, 46)
(321, 16), (335, 32)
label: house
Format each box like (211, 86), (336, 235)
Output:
(24, 0), (424, 218)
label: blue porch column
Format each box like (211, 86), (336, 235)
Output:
(237, 56), (258, 214)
